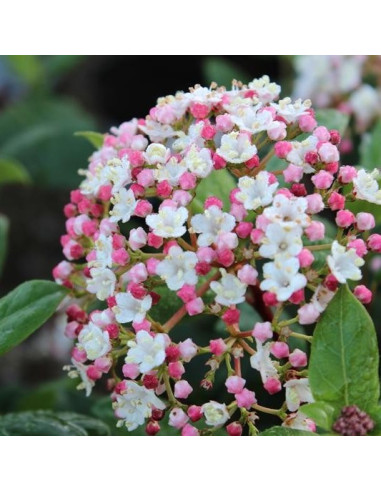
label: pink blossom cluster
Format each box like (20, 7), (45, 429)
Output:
(54, 76), (381, 435)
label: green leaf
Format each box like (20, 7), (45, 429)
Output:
(7, 55), (45, 87)
(202, 57), (252, 87)
(300, 402), (336, 431)
(0, 158), (31, 185)
(260, 426), (316, 436)
(0, 410), (110, 436)
(360, 119), (381, 170)
(0, 280), (68, 356)
(0, 214), (9, 277)
(309, 284), (380, 413)
(191, 169), (236, 214)
(75, 131), (104, 149)
(315, 109), (350, 134)
(0, 98), (96, 189)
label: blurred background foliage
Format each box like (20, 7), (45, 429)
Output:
(0, 55), (380, 435)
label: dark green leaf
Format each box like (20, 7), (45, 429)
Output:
(309, 284), (379, 412)
(300, 402), (337, 431)
(0, 158), (31, 185)
(75, 131), (104, 149)
(0, 410), (110, 436)
(260, 426), (316, 436)
(0, 98), (97, 189)
(0, 280), (68, 355)
(202, 57), (252, 87)
(360, 119), (381, 170)
(315, 109), (350, 134)
(7, 55), (44, 86)
(0, 214), (9, 277)
(191, 169), (236, 214)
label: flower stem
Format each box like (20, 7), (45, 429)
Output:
(305, 243), (332, 251)
(238, 339), (255, 356)
(252, 403), (285, 419)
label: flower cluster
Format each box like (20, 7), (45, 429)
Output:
(293, 55), (381, 137)
(55, 75), (380, 435)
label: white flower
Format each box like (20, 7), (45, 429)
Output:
(153, 157), (187, 186)
(284, 378), (314, 412)
(144, 143), (171, 165)
(236, 171), (278, 210)
(311, 284), (335, 313)
(259, 223), (303, 259)
(110, 188), (136, 223)
(202, 401), (229, 426)
(272, 97), (311, 124)
(231, 104), (273, 134)
(102, 157), (132, 194)
(283, 411), (315, 432)
(250, 341), (278, 383)
(350, 84), (380, 129)
(113, 381), (166, 431)
(125, 331), (166, 373)
(90, 233), (113, 268)
(146, 206), (188, 238)
(66, 358), (95, 397)
(113, 292), (152, 324)
(286, 136), (319, 173)
(139, 119), (177, 143)
(260, 257), (307, 302)
(248, 75), (281, 103)
(263, 194), (310, 228)
(184, 145), (213, 178)
(86, 267), (116, 301)
(77, 322), (111, 360)
(190, 206), (236, 246)
(172, 122), (204, 153)
(327, 240), (364, 283)
(210, 269), (247, 306)
(79, 164), (110, 196)
(216, 131), (257, 164)
(156, 245), (198, 291)
(353, 169), (381, 205)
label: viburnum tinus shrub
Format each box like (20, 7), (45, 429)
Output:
(54, 76), (381, 436)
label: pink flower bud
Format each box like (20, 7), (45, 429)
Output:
(72, 346), (87, 362)
(134, 200), (152, 218)
(245, 155), (260, 169)
(146, 257), (160, 275)
(289, 289), (305, 305)
(128, 227), (147, 251)
(271, 341), (289, 359)
(181, 423), (199, 436)
(263, 291), (278, 306)
(87, 365), (102, 380)
(329, 130), (341, 145)
(177, 284), (196, 303)
(305, 221), (325, 241)
(165, 345), (180, 362)
(298, 114), (317, 132)
(137, 168), (155, 187)
(190, 102), (209, 119)
(313, 126), (330, 142)
(230, 203), (247, 221)
(216, 249), (235, 267)
(305, 151), (319, 165)
(172, 190), (192, 206)
(264, 377), (282, 395)
(196, 246), (216, 263)
(201, 123), (216, 140)
(368, 234), (381, 252)
(94, 357), (112, 373)
(215, 232), (238, 250)
(274, 141), (292, 158)
(298, 303), (320, 325)
(222, 308), (240, 325)
(179, 172), (197, 190)
(209, 338), (227, 356)
(237, 264), (258, 285)
(174, 380), (193, 399)
(112, 248), (129, 266)
(168, 361), (185, 379)
(225, 375), (246, 394)
(267, 122), (287, 141)
(325, 161), (338, 174)
(235, 388), (256, 409)
(156, 180), (173, 197)
(348, 239), (367, 257)
(188, 405), (203, 422)
(252, 321), (273, 342)
(169, 407), (189, 429)
(289, 349), (308, 368)
(335, 210), (355, 228)
(216, 114), (234, 133)
(205, 196), (223, 209)
(354, 285), (372, 304)
(226, 422), (243, 436)
(236, 221), (253, 238)
(122, 363), (140, 379)
(213, 153), (226, 169)
(178, 338), (197, 362)
(186, 297), (204, 316)
(311, 170), (334, 189)
(147, 233), (163, 249)
(132, 319), (151, 332)
(328, 191), (345, 211)
(127, 263), (148, 283)
(356, 212), (375, 231)
(324, 274), (339, 291)
(250, 228), (265, 244)
(146, 420), (160, 436)
(283, 164), (304, 183)
(298, 248), (314, 268)
(339, 165), (357, 184)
